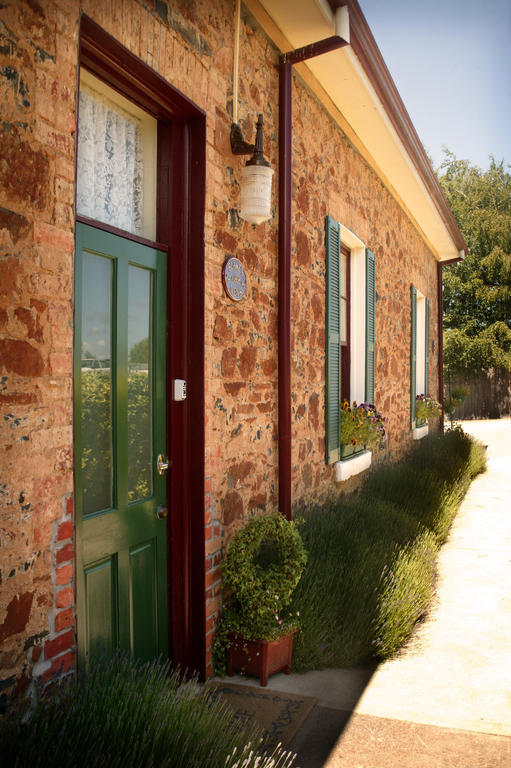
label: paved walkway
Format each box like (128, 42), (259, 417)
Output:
(261, 419), (511, 766)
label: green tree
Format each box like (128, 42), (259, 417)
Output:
(438, 153), (511, 376)
(129, 336), (149, 365)
(81, 370), (152, 511)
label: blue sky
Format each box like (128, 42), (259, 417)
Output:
(359, 0), (511, 171)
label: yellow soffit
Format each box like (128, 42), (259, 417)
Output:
(253, 0), (461, 262)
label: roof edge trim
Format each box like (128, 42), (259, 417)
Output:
(333, 0), (467, 254)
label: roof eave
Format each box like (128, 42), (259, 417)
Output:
(251, 0), (467, 260)
(329, 0), (468, 256)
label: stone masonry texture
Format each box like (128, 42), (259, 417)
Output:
(0, 0), (440, 691)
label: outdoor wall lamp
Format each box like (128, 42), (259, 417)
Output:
(231, 114), (274, 225)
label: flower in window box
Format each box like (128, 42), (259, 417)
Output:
(340, 400), (387, 454)
(415, 394), (442, 426)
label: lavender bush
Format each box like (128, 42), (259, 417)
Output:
(291, 427), (486, 669)
(1, 652), (295, 768)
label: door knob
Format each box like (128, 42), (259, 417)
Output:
(156, 505), (168, 520)
(157, 454), (170, 475)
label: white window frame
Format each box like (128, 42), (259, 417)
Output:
(412, 288), (429, 439)
(339, 224), (366, 405)
(335, 225), (372, 480)
(416, 292), (426, 397)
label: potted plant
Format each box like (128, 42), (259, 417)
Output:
(340, 400), (387, 458)
(213, 513), (307, 686)
(415, 394), (442, 426)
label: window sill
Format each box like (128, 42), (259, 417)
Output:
(335, 450), (372, 482)
(413, 424), (429, 440)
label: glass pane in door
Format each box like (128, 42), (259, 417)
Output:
(127, 265), (153, 502)
(81, 252), (112, 515)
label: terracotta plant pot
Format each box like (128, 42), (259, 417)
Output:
(227, 630), (296, 687)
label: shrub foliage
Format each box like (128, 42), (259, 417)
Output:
(1, 652), (295, 768)
(213, 514), (306, 674)
(291, 427), (486, 669)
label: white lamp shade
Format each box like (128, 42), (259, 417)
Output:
(240, 164), (274, 225)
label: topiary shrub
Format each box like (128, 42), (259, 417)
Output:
(213, 513), (307, 675)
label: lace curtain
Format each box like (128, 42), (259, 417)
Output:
(77, 83), (143, 235)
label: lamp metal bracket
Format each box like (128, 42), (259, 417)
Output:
(230, 122), (255, 155)
(231, 115), (270, 167)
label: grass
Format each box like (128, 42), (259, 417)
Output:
(1, 652), (295, 768)
(291, 426), (486, 670)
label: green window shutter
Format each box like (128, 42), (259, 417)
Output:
(365, 248), (376, 404)
(425, 297), (430, 397)
(410, 285), (417, 429)
(325, 215), (341, 464)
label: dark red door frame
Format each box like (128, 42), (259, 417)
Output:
(279, 34), (349, 521)
(79, 15), (206, 679)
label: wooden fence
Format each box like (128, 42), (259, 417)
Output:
(445, 368), (511, 420)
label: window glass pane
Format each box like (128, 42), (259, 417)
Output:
(340, 297), (347, 345)
(81, 252), (112, 515)
(340, 252), (347, 299)
(416, 295), (426, 395)
(127, 266), (153, 502)
(77, 70), (157, 240)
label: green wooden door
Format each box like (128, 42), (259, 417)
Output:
(74, 222), (168, 662)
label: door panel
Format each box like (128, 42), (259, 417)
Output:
(84, 556), (118, 658)
(75, 222), (168, 663)
(129, 539), (158, 659)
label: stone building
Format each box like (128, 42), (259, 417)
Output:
(0, 0), (466, 700)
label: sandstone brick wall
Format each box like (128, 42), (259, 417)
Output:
(0, 0), (440, 691)
(290, 85), (440, 505)
(0, 0), (79, 705)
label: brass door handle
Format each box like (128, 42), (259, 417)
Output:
(157, 454), (170, 475)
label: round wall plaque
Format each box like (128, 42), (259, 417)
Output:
(222, 256), (247, 302)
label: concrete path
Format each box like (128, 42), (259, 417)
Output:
(247, 419), (511, 766)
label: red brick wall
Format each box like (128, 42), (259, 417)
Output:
(0, 0), (79, 704)
(0, 0), (439, 690)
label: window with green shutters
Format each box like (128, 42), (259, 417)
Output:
(410, 286), (431, 429)
(425, 298), (430, 396)
(325, 216), (341, 465)
(365, 248), (376, 404)
(410, 285), (417, 429)
(325, 217), (377, 464)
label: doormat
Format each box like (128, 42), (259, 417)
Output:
(206, 682), (317, 748)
